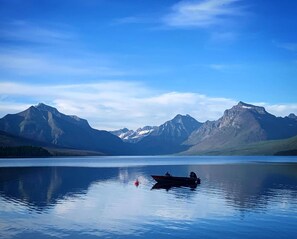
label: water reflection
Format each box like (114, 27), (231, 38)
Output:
(191, 164), (297, 211)
(151, 182), (198, 191)
(0, 164), (297, 212)
(0, 167), (121, 210)
(0, 162), (297, 238)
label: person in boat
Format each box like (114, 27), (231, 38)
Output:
(190, 172), (197, 179)
(165, 172), (172, 177)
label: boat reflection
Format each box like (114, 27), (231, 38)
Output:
(151, 182), (198, 191)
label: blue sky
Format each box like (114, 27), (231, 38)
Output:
(0, 0), (297, 129)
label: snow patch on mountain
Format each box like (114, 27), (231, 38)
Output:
(110, 126), (157, 143)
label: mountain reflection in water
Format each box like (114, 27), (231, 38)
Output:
(0, 167), (121, 210)
(0, 161), (297, 239)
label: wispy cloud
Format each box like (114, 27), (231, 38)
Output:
(274, 41), (297, 52)
(111, 16), (154, 25)
(0, 20), (73, 44)
(208, 64), (229, 70)
(206, 63), (241, 71)
(0, 50), (131, 77)
(163, 0), (245, 28)
(210, 31), (238, 42)
(0, 20), (138, 78)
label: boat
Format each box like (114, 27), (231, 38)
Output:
(151, 175), (201, 185)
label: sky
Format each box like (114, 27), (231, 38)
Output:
(0, 0), (297, 130)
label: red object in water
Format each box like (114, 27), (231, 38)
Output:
(134, 179), (140, 187)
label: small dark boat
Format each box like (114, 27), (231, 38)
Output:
(151, 175), (201, 185)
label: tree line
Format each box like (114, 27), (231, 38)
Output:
(0, 146), (51, 158)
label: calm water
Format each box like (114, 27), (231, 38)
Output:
(0, 156), (297, 239)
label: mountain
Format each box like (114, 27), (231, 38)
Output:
(184, 102), (297, 154)
(110, 126), (158, 143)
(287, 113), (297, 120)
(0, 103), (130, 155)
(135, 114), (202, 154)
(110, 128), (132, 139)
(152, 114), (202, 141)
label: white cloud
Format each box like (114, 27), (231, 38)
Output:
(257, 103), (297, 117)
(163, 0), (245, 28)
(0, 81), (238, 130)
(0, 81), (296, 131)
(0, 101), (31, 115)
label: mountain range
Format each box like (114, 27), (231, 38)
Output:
(0, 102), (297, 156)
(133, 114), (202, 154)
(111, 114), (202, 154)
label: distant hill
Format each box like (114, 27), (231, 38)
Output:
(184, 102), (297, 154)
(0, 103), (131, 155)
(0, 146), (51, 158)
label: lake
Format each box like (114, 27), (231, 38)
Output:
(0, 156), (297, 239)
